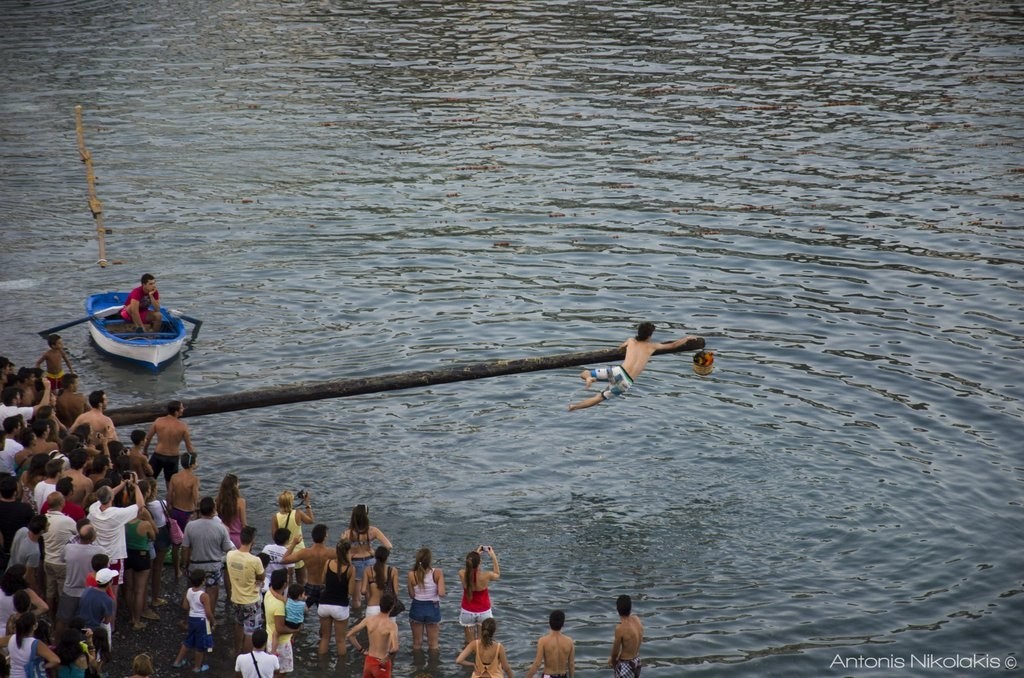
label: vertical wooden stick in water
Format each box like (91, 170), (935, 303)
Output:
(75, 105), (108, 267)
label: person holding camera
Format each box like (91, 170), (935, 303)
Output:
(458, 545), (501, 647)
(87, 472), (145, 602)
(271, 490), (314, 586)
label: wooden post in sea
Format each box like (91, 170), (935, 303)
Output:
(75, 105), (108, 267)
(106, 337), (705, 426)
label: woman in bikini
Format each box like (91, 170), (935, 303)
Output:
(458, 545), (501, 647)
(340, 504), (391, 609)
(455, 617), (514, 678)
(317, 540), (357, 656)
(361, 546), (400, 617)
(271, 491), (314, 585)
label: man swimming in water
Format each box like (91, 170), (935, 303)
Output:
(568, 322), (699, 411)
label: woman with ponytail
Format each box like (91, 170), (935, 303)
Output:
(362, 545), (399, 617)
(455, 617), (513, 677)
(407, 547), (445, 652)
(6, 611), (60, 676)
(458, 545), (501, 647)
(317, 540), (357, 656)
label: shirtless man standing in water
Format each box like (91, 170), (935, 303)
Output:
(144, 400), (195, 484)
(281, 523), (335, 609)
(526, 609), (575, 678)
(609, 595), (643, 678)
(569, 322), (700, 411)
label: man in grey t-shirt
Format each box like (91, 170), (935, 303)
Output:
(60, 524), (105, 633)
(183, 495), (235, 612)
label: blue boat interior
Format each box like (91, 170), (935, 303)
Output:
(96, 316), (180, 341)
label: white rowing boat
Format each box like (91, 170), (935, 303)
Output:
(86, 292), (187, 370)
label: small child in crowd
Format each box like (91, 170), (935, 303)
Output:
(284, 583), (306, 630)
(173, 569), (214, 673)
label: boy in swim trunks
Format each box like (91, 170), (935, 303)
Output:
(347, 593), (399, 678)
(609, 595), (643, 677)
(569, 322), (701, 411)
(526, 609), (575, 678)
(35, 334), (74, 391)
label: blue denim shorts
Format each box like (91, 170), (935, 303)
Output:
(409, 599), (441, 624)
(352, 555), (375, 583)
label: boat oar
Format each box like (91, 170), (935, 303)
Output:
(37, 305), (122, 338)
(170, 309), (203, 342)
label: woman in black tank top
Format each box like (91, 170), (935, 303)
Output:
(316, 540), (356, 656)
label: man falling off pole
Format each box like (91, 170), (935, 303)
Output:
(568, 322), (699, 412)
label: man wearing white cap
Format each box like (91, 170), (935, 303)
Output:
(79, 567), (117, 670)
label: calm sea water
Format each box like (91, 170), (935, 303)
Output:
(2, 1), (1022, 676)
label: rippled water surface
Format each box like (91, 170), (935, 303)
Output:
(2, 1), (1022, 676)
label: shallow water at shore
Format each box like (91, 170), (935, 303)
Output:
(2, 0), (1022, 676)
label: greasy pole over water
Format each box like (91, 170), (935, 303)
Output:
(106, 337), (705, 426)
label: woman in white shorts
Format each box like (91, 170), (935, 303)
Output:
(458, 545), (501, 646)
(316, 540), (356, 656)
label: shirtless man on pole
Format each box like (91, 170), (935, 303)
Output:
(144, 400), (194, 484)
(526, 609), (575, 678)
(609, 595), (643, 678)
(569, 322), (700, 411)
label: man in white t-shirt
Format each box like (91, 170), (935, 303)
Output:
(0, 420), (25, 476)
(234, 628), (280, 678)
(260, 528), (295, 593)
(87, 477), (144, 600)
(0, 381), (51, 423)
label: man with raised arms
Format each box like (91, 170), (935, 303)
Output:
(569, 322), (700, 411)
(281, 523), (335, 610)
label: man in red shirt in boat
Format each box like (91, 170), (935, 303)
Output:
(121, 273), (163, 332)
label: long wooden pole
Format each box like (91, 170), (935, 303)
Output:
(75, 105), (108, 267)
(106, 337), (705, 426)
